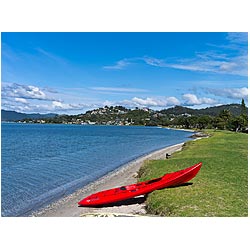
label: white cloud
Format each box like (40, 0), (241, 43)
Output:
(26, 85), (47, 99)
(182, 94), (200, 105)
(182, 94), (217, 106)
(52, 101), (64, 108)
(144, 54), (248, 77)
(90, 87), (148, 93)
(3, 100), (94, 114)
(136, 96), (180, 107)
(14, 98), (28, 104)
(165, 97), (181, 105)
(1, 82), (96, 114)
(132, 97), (159, 106)
(226, 32), (248, 44)
(117, 94), (219, 108)
(103, 56), (168, 70)
(1, 82), (55, 101)
(104, 53), (247, 76)
(103, 59), (131, 70)
(102, 100), (114, 107)
(119, 96), (181, 108)
(142, 57), (167, 67)
(51, 101), (94, 111)
(218, 55), (247, 76)
(104, 33), (248, 77)
(207, 87), (248, 99)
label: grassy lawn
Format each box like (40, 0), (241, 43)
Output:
(138, 130), (248, 216)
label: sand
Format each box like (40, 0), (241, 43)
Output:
(32, 142), (184, 217)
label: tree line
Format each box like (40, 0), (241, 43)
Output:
(147, 99), (248, 132)
(18, 100), (248, 132)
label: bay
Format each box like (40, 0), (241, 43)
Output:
(1, 123), (193, 216)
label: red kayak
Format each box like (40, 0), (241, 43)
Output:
(78, 162), (202, 206)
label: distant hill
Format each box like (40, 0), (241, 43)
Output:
(160, 104), (245, 117)
(160, 106), (197, 116)
(198, 104), (246, 116)
(1, 103), (247, 123)
(1, 110), (57, 121)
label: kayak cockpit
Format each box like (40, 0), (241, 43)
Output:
(120, 184), (138, 191)
(145, 177), (162, 184)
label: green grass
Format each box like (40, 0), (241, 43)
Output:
(138, 130), (248, 216)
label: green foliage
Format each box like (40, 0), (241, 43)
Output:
(229, 114), (248, 132)
(241, 98), (247, 115)
(138, 131), (248, 216)
(197, 115), (212, 129)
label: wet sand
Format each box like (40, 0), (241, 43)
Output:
(32, 143), (184, 217)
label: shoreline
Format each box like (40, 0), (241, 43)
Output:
(32, 142), (185, 217)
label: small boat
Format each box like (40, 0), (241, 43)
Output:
(78, 162), (202, 207)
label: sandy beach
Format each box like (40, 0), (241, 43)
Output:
(32, 142), (184, 217)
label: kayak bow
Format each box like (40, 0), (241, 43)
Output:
(78, 162), (202, 206)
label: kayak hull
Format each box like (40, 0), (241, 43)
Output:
(78, 162), (202, 207)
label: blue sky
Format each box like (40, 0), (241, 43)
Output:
(1, 32), (248, 114)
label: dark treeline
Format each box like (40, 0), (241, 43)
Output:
(154, 99), (248, 132)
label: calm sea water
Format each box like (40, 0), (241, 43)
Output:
(1, 123), (193, 216)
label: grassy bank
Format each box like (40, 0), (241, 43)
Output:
(138, 130), (248, 216)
